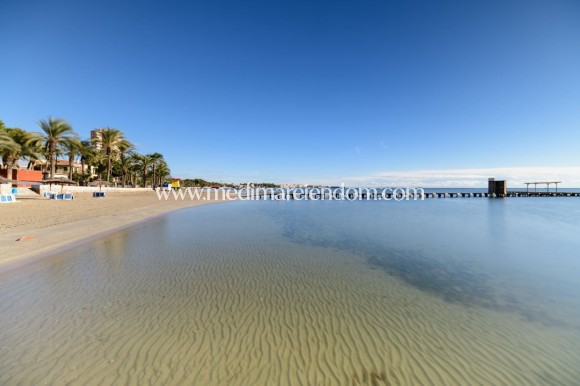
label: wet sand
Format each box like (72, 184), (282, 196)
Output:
(0, 190), (227, 270)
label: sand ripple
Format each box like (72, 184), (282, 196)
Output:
(1, 205), (579, 385)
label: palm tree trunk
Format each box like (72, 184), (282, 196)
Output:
(106, 152), (112, 183)
(120, 154), (125, 188)
(68, 155), (74, 180)
(4, 156), (14, 170)
(50, 140), (56, 178)
(80, 159), (85, 185)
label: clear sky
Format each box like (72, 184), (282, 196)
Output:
(1, 0), (579, 186)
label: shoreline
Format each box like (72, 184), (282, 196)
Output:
(0, 191), (230, 273)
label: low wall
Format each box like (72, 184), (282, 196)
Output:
(1, 183), (12, 195)
(0, 169), (43, 188)
(14, 169), (43, 188)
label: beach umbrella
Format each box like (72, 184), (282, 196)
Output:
(89, 180), (110, 191)
(42, 178), (78, 192)
(42, 178), (77, 185)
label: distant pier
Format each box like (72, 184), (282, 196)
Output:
(251, 190), (580, 200)
(249, 177), (579, 200)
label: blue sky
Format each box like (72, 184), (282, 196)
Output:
(1, 0), (579, 186)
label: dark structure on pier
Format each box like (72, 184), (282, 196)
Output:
(488, 178), (507, 196)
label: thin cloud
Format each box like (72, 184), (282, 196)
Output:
(334, 167), (580, 187)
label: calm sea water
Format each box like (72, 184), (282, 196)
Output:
(1, 198), (580, 385)
(279, 198), (580, 322)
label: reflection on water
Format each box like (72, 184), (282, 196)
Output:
(1, 199), (580, 385)
(275, 199), (580, 329)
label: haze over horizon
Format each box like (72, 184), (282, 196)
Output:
(1, 0), (579, 186)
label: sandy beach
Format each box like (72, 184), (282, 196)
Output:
(0, 190), (227, 270)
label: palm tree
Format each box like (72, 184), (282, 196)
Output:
(0, 130), (13, 151)
(1, 128), (21, 168)
(134, 153), (152, 188)
(128, 154), (142, 188)
(1, 128), (44, 169)
(24, 133), (44, 170)
(39, 117), (77, 178)
(148, 152), (164, 188)
(116, 153), (135, 188)
(77, 140), (93, 183)
(155, 160), (171, 186)
(0, 124), (17, 167)
(1, 128), (24, 169)
(93, 128), (129, 184)
(93, 152), (107, 181)
(117, 139), (134, 187)
(61, 137), (82, 180)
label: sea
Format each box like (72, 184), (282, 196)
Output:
(1, 194), (579, 385)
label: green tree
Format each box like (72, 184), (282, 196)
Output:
(155, 160), (171, 186)
(134, 153), (152, 188)
(116, 150), (136, 188)
(0, 122), (17, 166)
(39, 117), (77, 178)
(117, 139), (134, 187)
(128, 153), (143, 188)
(23, 132), (44, 170)
(3, 128), (44, 169)
(93, 128), (131, 183)
(61, 137), (82, 180)
(78, 140), (95, 184)
(148, 152), (164, 188)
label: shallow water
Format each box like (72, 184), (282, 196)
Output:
(1, 198), (580, 385)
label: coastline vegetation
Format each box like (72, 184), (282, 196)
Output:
(0, 117), (170, 188)
(2, 117), (281, 189)
(181, 179), (279, 188)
